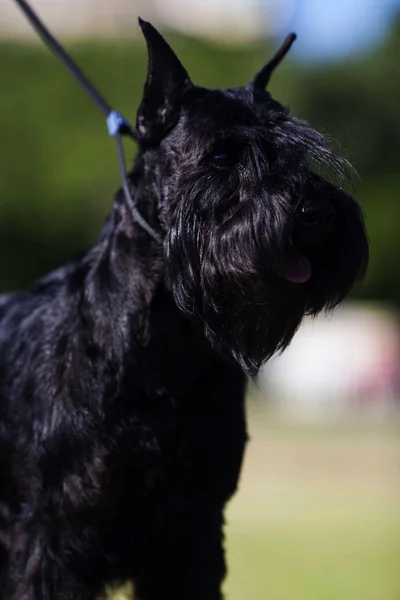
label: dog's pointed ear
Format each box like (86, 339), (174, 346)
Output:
(252, 33), (296, 94)
(136, 19), (192, 145)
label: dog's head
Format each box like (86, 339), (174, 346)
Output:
(135, 20), (369, 376)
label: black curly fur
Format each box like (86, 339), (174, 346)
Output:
(0, 20), (368, 600)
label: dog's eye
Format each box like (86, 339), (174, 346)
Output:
(212, 153), (232, 168)
(210, 145), (238, 169)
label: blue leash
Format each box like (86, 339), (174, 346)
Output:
(13, 0), (162, 244)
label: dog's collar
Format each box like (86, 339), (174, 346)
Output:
(13, 0), (162, 245)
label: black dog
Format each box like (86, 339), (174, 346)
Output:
(0, 20), (368, 600)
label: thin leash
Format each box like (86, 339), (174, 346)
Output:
(13, 0), (162, 244)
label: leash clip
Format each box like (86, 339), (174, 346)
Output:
(106, 111), (133, 137)
(14, 0), (159, 242)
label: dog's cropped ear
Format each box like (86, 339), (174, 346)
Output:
(252, 33), (296, 94)
(136, 19), (192, 145)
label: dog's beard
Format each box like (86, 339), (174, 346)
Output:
(166, 199), (307, 376)
(166, 183), (367, 378)
(199, 278), (307, 377)
(165, 120), (368, 377)
(301, 183), (369, 315)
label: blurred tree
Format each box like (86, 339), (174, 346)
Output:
(0, 24), (398, 304)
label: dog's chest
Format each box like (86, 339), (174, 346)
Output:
(106, 362), (247, 507)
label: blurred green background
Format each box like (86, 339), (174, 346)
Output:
(0, 1), (399, 599)
(0, 23), (400, 302)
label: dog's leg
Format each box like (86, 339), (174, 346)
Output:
(0, 528), (100, 600)
(133, 505), (226, 600)
(1, 573), (97, 600)
(132, 364), (247, 600)
(1, 567), (98, 600)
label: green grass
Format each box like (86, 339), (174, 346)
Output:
(223, 407), (400, 600)
(109, 406), (400, 600)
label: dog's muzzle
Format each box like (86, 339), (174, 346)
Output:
(280, 200), (337, 285)
(293, 199), (337, 251)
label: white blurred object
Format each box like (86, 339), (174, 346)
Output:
(258, 303), (400, 420)
(153, 0), (297, 42)
(0, 0), (156, 40)
(0, 0), (296, 41)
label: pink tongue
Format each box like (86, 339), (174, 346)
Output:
(283, 256), (312, 283)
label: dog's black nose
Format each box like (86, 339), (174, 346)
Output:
(300, 202), (335, 227)
(293, 200), (337, 250)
